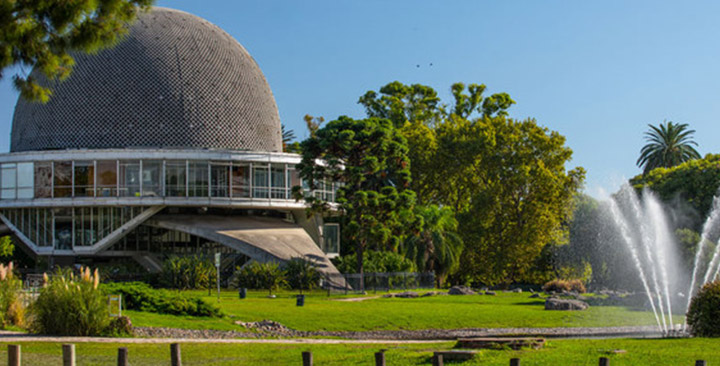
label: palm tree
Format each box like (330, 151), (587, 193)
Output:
(404, 205), (464, 287)
(637, 121), (701, 175)
(281, 124), (296, 152)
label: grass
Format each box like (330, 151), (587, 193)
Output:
(0, 338), (718, 365)
(123, 289), (661, 332)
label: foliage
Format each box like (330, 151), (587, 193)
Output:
(637, 121), (701, 176)
(294, 116), (419, 289)
(284, 258), (320, 293)
(30, 267), (109, 336)
(332, 250), (416, 274)
(101, 281), (221, 317)
(403, 205), (463, 286)
(231, 261), (287, 295)
(630, 154), (720, 233)
(687, 280), (720, 337)
(0, 262), (23, 328)
(1, 0), (154, 102)
(0, 236), (14, 259)
(543, 279), (587, 294)
(160, 255), (216, 290)
(281, 124), (296, 152)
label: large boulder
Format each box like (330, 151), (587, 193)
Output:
(394, 291), (420, 298)
(449, 286), (476, 295)
(544, 298), (589, 311)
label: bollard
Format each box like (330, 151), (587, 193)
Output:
(170, 343), (181, 366)
(239, 287), (247, 299)
(296, 294), (305, 306)
(510, 358), (520, 366)
(8, 344), (20, 366)
(432, 353), (444, 366)
(599, 357), (609, 366)
(62, 344), (75, 366)
(302, 351), (313, 366)
(696, 361), (707, 366)
(117, 347), (128, 366)
(375, 351), (386, 366)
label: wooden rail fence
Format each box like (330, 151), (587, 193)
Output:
(2, 344), (711, 365)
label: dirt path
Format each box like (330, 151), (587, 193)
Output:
(332, 296), (381, 302)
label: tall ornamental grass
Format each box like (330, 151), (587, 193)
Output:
(0, 262), (24, 328)
(30, 267), (110, 336)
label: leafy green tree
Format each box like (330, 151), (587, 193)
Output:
(0, 237), (13, 259)
(457, 117), (585, 286)
(1, 0), (154, 102)
(637, 121), (701, 175)
(295, 116), (418, 290)
(285, 258), (320, 294)
(404, 205), (464, 287)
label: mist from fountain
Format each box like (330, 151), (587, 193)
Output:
(684, 196), (720, 326)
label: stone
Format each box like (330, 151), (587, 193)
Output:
(544, 298), (589, 311)
(485, 291), (496, 296)
(394, 291), (420, 298)
(382, 294), (395, 298)
(511, 288), (522, 293)
(529, 293), (541, 298)
(448, 285), (476, 295)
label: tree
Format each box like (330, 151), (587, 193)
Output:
(457, 116), (585, 286)
(403, 205), (464, 287)
(1, 0), (154, 102)
(285, 258), (320, 294)
(637, 121), (701, 175)
(281, 124), (296, 152)
(295, 116), (419, 290)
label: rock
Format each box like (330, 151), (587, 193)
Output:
(449, 285), (476, 295)
(511, 288), (522, 293)
(382, 293), (395, 298)
(395, 291), (419, 298)
(529, 293), (541, 298)
(544, 298), (589, 311)
(485, 291), (496, 296)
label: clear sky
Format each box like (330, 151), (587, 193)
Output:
(1, 0), (719, 199)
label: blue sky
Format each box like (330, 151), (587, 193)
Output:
(1, 0), (719, 198)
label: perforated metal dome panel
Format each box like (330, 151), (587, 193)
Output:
(11, 7), (282, 153)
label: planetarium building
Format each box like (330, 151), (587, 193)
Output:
(0, 7), (341, 277)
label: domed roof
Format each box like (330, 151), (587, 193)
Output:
(10, 7), (282, 153)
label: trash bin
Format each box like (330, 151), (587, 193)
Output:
(239, 287), (247, 299)
(296, 294), (305, 307)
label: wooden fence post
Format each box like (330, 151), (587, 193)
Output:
(432, 353), (444, 366)
(375, 351), (386, 366)
(117, 347), (128, 366)
(696, 361), (707, 366)
(599, 356), (610, 366)
(302, 351), (313, 366)
(170, 343), (181, 366)
(62, 344), (75, 366)
(8, 344), (20, 366)
(510, 358), (520, 366)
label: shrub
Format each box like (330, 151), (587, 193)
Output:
(29, 267), (109, 336)
(231, 261), (287, 295)
(160, 255), (216, 290)
(0, 262), (24, 328)
(101, 281), (222, 317)
(332, 250), (416, 274)
(687, 280), (720, 337)
(285, 258), (320, 293)
(543, 279), (586, 294)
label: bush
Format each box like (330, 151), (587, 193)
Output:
(0, 262), (24, 328)
(160, 255), (216, 290)
(687, 280), (720, 337)
(332, 250), (416, 274)
(285, 258), (320, 293)
(543, 279), (586, 294)
(101, 281), (222, 317)
(30, 267), (109, 336)
(231, 261), (287, 295)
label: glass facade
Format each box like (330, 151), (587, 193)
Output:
(0, 159), (337, 202)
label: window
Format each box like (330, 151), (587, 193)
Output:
(53, 162), (72, 198)
(141, 160), (161, 197)
(34, 162), (52, 198)
(188, 161), (208, 197)
(253, 164), (269, 198)
(322, 223), (340, 254)
(210, 162), (230, 197)
(118, 160), (140, 197)
(73, 161), (94, 197)
(165, 160), (186, 197)
(270, 164), (286, 199)
(53, 208), (72, 250)
(231, 164), (250, 198)
(0, 163), (16, 199)
(96, 161), (117, 197)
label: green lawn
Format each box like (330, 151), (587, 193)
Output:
(125, 289), (661, 332)
(0, 338), (717, 365)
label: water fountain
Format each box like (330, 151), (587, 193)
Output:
(607, 184), (720, 336)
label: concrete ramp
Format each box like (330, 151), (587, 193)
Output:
(145, 215), (344, 285)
